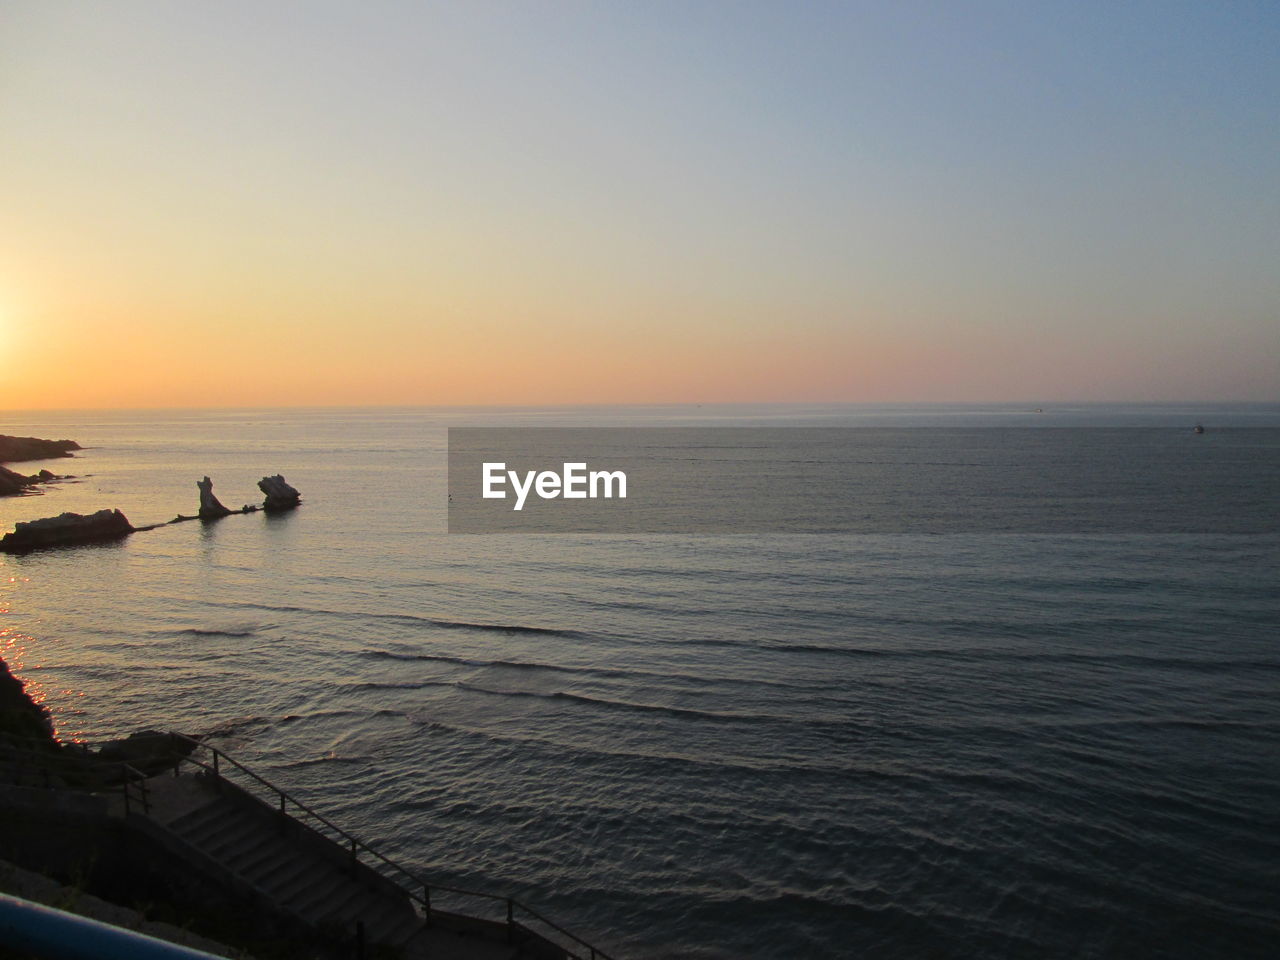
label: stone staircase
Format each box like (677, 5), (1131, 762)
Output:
(144, 772), (527, 960)
(167, 795), (423, 949)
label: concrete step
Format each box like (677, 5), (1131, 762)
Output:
(148, 775), (536, 959)
(320, 890), (423, 943)
(340, 891), (416, 935)
(171, 806), (258, 851)
(278, 867), (352, 914)
(317, 889), (385, 934)
(220, 833), (288, 877)
(363, 900), (424, 946)
(406, 926), (521, 960)
(168, 802), (239, 843)
(196, 814), (270, 862)
(208, 837), (264, 873)
(245, 848), (317, 893)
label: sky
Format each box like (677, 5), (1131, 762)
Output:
(1, 1), (1277, 408)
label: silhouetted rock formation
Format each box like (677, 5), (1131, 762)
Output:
(0, 464), (75, 497)
(172, 481), (260, 524)
(0, 464), (32, 497)
(0, 657), (57, 749)
(0, 435), (79, 497)
(97, 729), (198, 776)
(0, 509), (135, 553)
(0, 435), (80, 463)
(197, 476), (233, 519)
(258, 474), (301, 511)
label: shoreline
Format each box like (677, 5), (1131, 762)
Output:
(0, 434), (81, 498)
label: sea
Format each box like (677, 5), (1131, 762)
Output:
(1, 404), (1277, 959)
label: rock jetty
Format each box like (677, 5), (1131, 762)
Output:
(0, 509), (135, 553)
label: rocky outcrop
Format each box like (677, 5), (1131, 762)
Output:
(0, 435), (80, 463)
(258, 475), (301, 511)
(197, 476), (233, 519)
(0, 657), (57, 749)
(96, 730), (198, 776)
(0, 434), (79, 497)
(0, 465), (75, 497)
(0, 509), (135, 553)
(171, 477), (260, 523)
(0, 464), (33, 497)
(0, 464), (74, 497)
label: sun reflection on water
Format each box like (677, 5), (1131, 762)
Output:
(1, 617), (88, 743)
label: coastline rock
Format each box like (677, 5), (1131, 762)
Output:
(0, 509), (135, 553)
(258, 474), (301, 511)
(197, 476), (233, 519)
(0, 464), (73, 498)
(96, 729), (197, 776)
(0, 435), (80, 463)
(0, 657), (57, 749)
(0, 435), (80, 497)
(0, 464), (32, 497)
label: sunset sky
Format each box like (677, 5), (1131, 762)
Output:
(1, 1), (1277, 408)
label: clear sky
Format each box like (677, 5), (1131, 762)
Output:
(1, 1), (1277, 408)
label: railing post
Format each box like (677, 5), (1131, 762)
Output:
(355, 919), (365, 960)
(91, 737), (610, 960)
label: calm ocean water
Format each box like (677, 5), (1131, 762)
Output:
(1, 404), (1278, 959)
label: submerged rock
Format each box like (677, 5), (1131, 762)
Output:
(258, 474), (301, 511)
(0, 509), (135, 552)
(197, 476), (233, 519)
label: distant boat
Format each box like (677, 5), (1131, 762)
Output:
(1193, 424), (1205, 434)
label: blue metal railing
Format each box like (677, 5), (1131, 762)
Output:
(0, 892), (229, 960)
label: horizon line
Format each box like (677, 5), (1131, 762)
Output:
(3, 399), (1279, 415)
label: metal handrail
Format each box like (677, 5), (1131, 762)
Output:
(119, 761), (151, 816)
(167, 733), (615, 960)
(0, 740), (150, 815)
